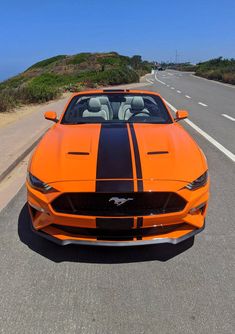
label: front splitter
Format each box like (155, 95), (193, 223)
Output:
(30, 220), (205, 247)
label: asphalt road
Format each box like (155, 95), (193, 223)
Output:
(0, 71), (234, 334)
(149, 70), (235, 154)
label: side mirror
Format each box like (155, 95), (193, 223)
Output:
(175, 110), (188, 121)
(44, 111), (58, 122)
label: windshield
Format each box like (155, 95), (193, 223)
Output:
(61, 93), (172, 124)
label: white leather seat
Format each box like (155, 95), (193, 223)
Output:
(83, 98), (109, 120)
(99, 96), (113, 119)
(118, 96), (133, 120)
(124, 96), (149, 120)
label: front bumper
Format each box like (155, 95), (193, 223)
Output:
(27, 179), (209, 246)
(29, 218), (205, 246)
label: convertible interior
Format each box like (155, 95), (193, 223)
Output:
(62, 94), (172, 124)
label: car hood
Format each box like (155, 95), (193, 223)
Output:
(30, 123), (207, 184)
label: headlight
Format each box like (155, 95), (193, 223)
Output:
(185, 171), (208, 190)
(27, 172), (56, 193)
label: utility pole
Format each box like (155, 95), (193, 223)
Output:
(175, 50), (178, 64)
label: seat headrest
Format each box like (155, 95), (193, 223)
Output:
(88, 98), (101, 112)
(131, 96), (144, 111)
(99, 96), (109, 104)
(125, 96), (133, 103)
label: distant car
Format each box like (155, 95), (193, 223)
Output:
(27, 89), (209, 246)
(158, 67), (165, 71)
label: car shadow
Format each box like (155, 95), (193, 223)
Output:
(18, 203), (194, 264)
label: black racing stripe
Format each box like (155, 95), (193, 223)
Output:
(129, 124), (144, 192)
(96, 180), (134, 193)
(96, 218), (134, 240)
(136, 217), (143, 239)
(96, 124), (134, 192)
(137, 180), (143, 191)
(96, 218), (134, 230)
(137, 217), (143, 228)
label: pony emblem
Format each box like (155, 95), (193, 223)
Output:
(109, 197), (133, 206)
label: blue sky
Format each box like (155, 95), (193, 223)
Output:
(0, 0), (234, 81)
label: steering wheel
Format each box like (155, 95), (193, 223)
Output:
(128, 111), (150, 120)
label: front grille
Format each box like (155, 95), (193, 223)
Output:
(51, 223), (187, 241)
(51, 192), (186, 216)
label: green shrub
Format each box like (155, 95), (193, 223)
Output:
(64, 83), (84, 92)
(223, 72), (235, 85)
(0, 75), (29, 90)
(24, 82), (60, 103)
(27, 55), (67, 70)
(0, 90), (16, 112)
(195, 58), (235, 85)
(97, 55), (129, 67)
(29, 73), (64, 87)
(83, 67), (139, 86)
(67, 53), (91, 65)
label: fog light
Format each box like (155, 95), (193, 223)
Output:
(189, 203), (206, 215)
(29, 202), (45, 213)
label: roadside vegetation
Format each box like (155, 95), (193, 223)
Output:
(0, 52), (152, 112)
(167, 57), (235, 85)
(166, 62), (197, 72)
(195, 57), (235, 85)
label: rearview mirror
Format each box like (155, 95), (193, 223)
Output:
(175, 110), (188, 121)
(44, 111), (58, 122)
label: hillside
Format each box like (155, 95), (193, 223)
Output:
(0, 52), (152, 112)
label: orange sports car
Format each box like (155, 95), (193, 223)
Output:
(26, 89), (209, 246)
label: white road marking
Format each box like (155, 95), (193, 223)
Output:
(166, 85), (170, 87)
(198, 102), (208, 107)
(164, 99), (235, 162)
(171, 87), (175, 90)
(163, 100), (181, 114)
(177, 90), (181, 93)
(222, 114), (235, 122)
(185, 95), (191, 99)
(154, 72), (166, 85)
(146, 78), (154, 84)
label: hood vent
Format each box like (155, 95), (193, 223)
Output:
(67, 152), (89, 155)
(147, 151), (169, 155)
